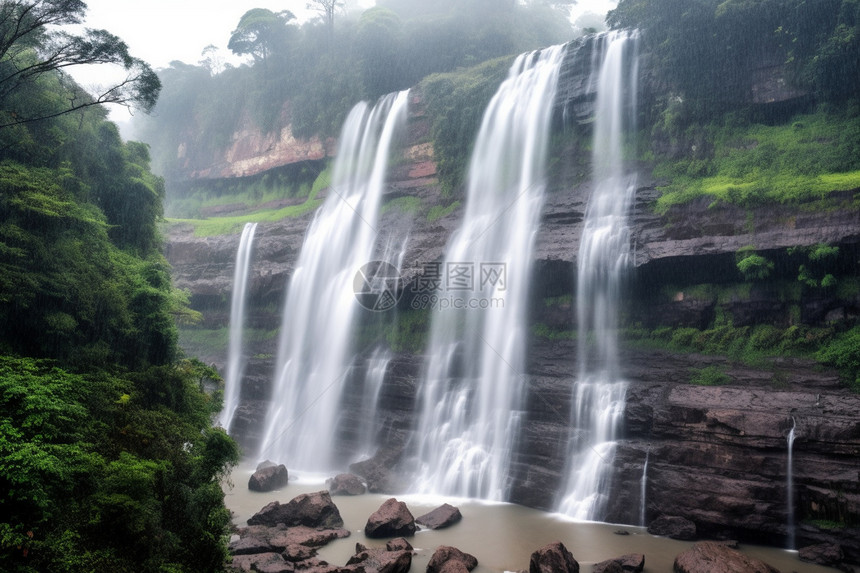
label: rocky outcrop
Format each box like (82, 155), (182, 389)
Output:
(364, 498), (417, 539)
(529, 541), (579, 573)
(327, 473), (366, 496)
(415, 504), (462, 530)
(593, 554), (645, 573)
(248, 462), (288, 492)
(673, 541), (780, 573)
(647, 515), (697, 540)
(177, 103), (334, 180)
(247, 491), (344, 529)
(426, 546), (478, 573)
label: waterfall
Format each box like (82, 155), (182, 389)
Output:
(640, 448), (649, 526)
(413, 45), (566, 500)
(218, 222), (257, 433)
(558, 30), (639, 520)
(258, 90), (409, 471)
(787, 417), (797, 549)
(355, 347), (393, 461)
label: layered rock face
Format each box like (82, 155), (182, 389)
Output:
(165, 43), (860, 562)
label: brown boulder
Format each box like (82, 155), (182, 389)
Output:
(386, 538), (413, 552)
(529, 541), (579, 573)
(415, 504), (462, 530)
(648, 515), (697, 540)
(427, 546), (478, 573)
(673, 541), (780, 573)
(345, 546), (412, 573)
(248, 491), (344, 528)
(593, 553), (645, 573)
(249, 463), (289, 492)
(327, 473), (367, 496)
(364, 498), (417, 538)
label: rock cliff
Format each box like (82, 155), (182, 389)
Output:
(164, 44), (860, 563)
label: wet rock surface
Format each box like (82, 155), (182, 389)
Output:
(415, 503), (462, 530)
(364, 498), (417, 539)
(529, 541), (579, 573)
(327, 473), (366, 496)
(247, 491), (344, 529)
(673, 541), (781, 573)
(249, 463), (289, 492)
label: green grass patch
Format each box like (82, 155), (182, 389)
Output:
(689, 365), (731, 386)
(653, 109), (860, 212)
(532, 323), (576, 341)
(167, 198), (323, 237)
(427, 201), (461, 222)
(382, 196), (423, 216)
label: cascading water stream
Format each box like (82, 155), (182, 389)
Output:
(413, 45), (566, 500)
(558, 30), (639, 520)
(640, 448), (649, 526)
(354, 347), (393, 461)
(258, 90), (409, 471)
(219, 222), (257, 433)
(787, 416), (797, 549)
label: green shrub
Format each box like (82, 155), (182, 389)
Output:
(689, 365), (731, 386)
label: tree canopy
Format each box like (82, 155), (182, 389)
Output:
(0, 0), (161, 128)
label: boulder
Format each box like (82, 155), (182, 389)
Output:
(673, 541), (780, 573)
(648, 515), (697, 540)
(427, 546), (478, 573)
(345, 545), (412, 573)
(591, 561), (623, 573)
(228, 552), (293, 573)
(364, 498), (417, 538)
(593, 554), (645, 573)
(283, 544), (317, 562)
(327, 473), (366, 496)
(249, 463), (289, 492)
(799, 542), (844, 566)
(248, 491), (344, 528)
(415, 503), (462, 530)
(386, 538), (413, 552)
(529, 541), (579, 573)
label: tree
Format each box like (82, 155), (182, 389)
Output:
(0, 0), (161, 128)
(307, 0), (344, 36)
(228, 8), (296, 63)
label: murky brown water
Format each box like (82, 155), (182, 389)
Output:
(224, 461), (834, 573)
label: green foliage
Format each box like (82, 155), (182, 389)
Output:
(532, 323), (576, 341)
(689, 365), (731, 386)
(0, 42), (240, 571)
(386, 309), (429, 353)
(609, 0), (860, 111)
(0, 357), (239, 572)
(381, 195), (422, 215)
(426, 200), (461, 222)
(0, 0), (160, 128)
(653, 109), (860, 212)
(228, 9), (296, 63)
(735, 247), (774, 281)
(817, 326), (860, 391)
(420, 57), (514, 194)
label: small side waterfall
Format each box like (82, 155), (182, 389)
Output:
(219, 222), (257, 433)
(413, 44), (567, 500)
(558, 30), (639, 521)
(787, 417), (797, 549)
(640, 448), (649, 526)
(258, 90), (409, 471)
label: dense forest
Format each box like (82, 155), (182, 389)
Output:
(1, 2), (238, 571)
